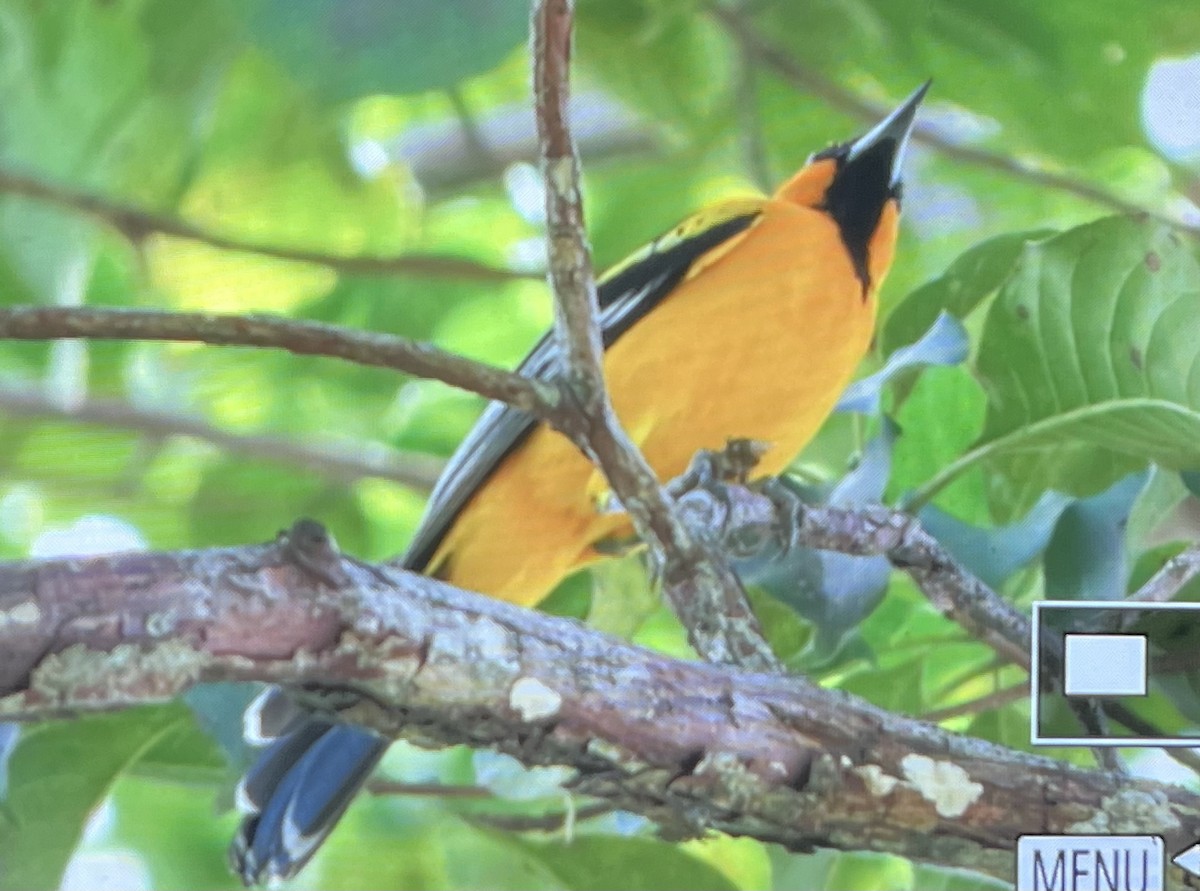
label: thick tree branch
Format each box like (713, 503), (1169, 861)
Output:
(0, 168), (533, 283)
(712, 7), (1200, 238)
(532, 0), (778, 672)
(0, 382), (443, 491)
(2, 527), (1198, 881)
(0, 306), (558, 417)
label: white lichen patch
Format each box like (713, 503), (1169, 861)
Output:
(1068, 788), (1180, 835)
(145, 610), (177, 637)
(900, 754), (983, 818)
(695, 751), (765, 808)
(767, 760), (790, 779)
(509, 677), (562, 721)
(30, 640), (207, 702)
(443, 617), (519, 675)
(0, 601), (40, 626)
(855, 764), (901, 798)
(546, 157), (576, 197)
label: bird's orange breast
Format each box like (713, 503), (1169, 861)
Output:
(428, 199), (885, 605)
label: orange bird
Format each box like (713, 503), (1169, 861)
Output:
(232, 82), (928, 884)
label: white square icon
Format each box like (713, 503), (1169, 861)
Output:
(1063, 633), (1147, 697)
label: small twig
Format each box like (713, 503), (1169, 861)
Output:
(533, 0), (608, 393)
(926, 655), (1008, 706)
(391, 92), (658, 199)
(712, 6), (1200, 237)
(368, 780), (618, 832)
(1098, 702), (1200, 775)
(674, 474), (1139, 767)
(467, 802), (614, 833)
(1086, 541), (1200, 634)
(704, 483), (1033, 670)
(0, 168), (534, 283)
(922, 683), (1029, 722)
(1128, 542), (1200, 605)
(0, 382), (443, 491)
(0, 306), (558, 417)
(445, 87), (497, 171)
(531, 0), (778, 671)
(366, 781), (492, 798)
(732, 35), (774, 192)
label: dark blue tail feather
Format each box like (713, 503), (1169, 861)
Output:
(230, 692), (387, 885)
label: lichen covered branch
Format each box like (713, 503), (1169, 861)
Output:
(2, 527), (1195, 880)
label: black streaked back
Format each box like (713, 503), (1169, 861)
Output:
(398, 212), (759, 574)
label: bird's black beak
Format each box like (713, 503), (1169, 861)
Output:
(846, 80), (930, 187)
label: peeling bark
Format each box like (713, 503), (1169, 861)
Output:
(3, 529), (1197, 881)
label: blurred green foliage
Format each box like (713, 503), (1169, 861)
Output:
(1, 0), (1199, 888)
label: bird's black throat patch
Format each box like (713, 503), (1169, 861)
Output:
(820, 138), (900, 294)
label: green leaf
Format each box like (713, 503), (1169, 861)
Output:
(1043, 470), (1147, 601)
(966, 705), (1035, 754)
(1125, 467), (1189, 551)
(586, 552), (660, 638)
(1127, 541), (1200, 600)
(887, 366), (988, 521)
(745, 584), (815, 667)
(189, 455), (367, 550)
(171, 683), (263, 775)
(134, 713), (229, 783)
(915, 216), (1200, 517)
(837, 313), (969, 415)
(918, 491), (1069, 590)
(910, 861), (1011, 891)
(239, 0), (527, 100)
(578, 0), (733, 138)
(681, 835), (772, 891)
(880, 230), (1054, 356)
(754, 0), (1200, 164)
(106, 774), (242, 891)
(769, 848), (837, 891)
(0, 0), (236, 301)
(825, 851), (913, 890)
(494, 834), (738, 891)
(0, 704), (193, 891)
(739, 424), (897, 664)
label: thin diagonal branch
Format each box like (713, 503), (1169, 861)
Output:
(466, 803), (615, 833)
(673, 477), (1143, 772)
(393, 92), (658, 199)
(532, 0), (778, 672)
(365, 782), (491, 798)
(676, 482), (1035, 669)
(0, 168), (534, 283)
(0, 306), (558, 417)
(534, 0), (608, 391)
(732, 25), (775, 193)
(712, 6), (1200, 237)
(0, 382), (444, 491)
(922, 683), (1030, 722)
(1129, 542), (1200, 605)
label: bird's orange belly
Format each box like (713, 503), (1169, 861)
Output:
(429, 207), (877, 605)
